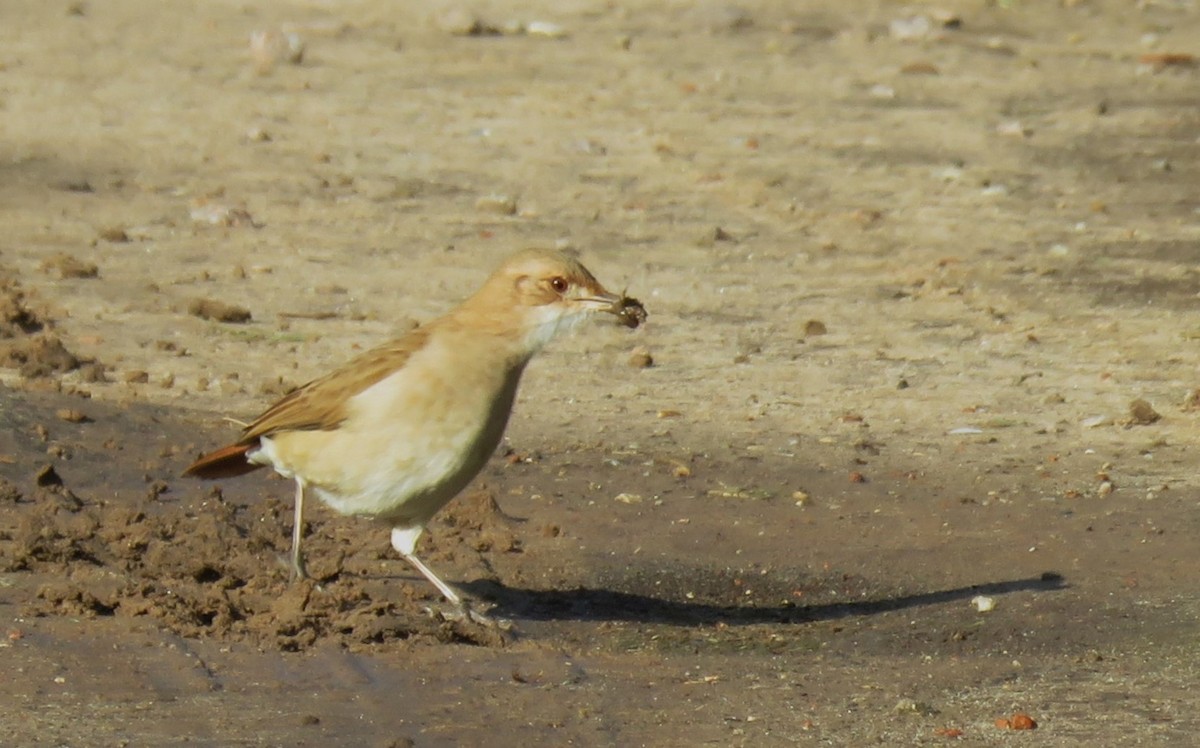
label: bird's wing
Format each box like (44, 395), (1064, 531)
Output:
(241, 326), (431, 441)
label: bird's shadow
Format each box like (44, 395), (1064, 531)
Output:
(460, 573), (1067, 626)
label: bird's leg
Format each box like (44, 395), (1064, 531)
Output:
(390, 526), (496, 625)
(291, 477), (309, 580)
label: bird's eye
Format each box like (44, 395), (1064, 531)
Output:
(549, 276), (569, 293)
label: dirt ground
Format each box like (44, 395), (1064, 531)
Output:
(2, 0), (1200, 744)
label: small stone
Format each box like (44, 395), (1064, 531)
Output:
(189, 200), (256, 228)
(792, 490), (810, 506)
(249, 29), (305, 75)
(889, 15), (932, 41)
(1097, 480), (1114, 497)
(475, 194), (518, 215)
(1183, 388), (1200, 411)
(900, 60), (939, 75)
(435, 8), (499, 36)
(40, 253), (99, 279)
(98, 226), (130, 243)
(123, 370), (150, 384)
(803, 319), (827, 336)
(1129, 398), (1160, 425)
(712, 226), (737, 242)
(525, 20), (567, 38)
(868, 83), (896, 99)
(894, 698), (938, 716)
(188, 298), (252, 324)
(628, 346), (654, 368)
(996, 120), (1031, 138)
(971, 595), (995, 612)
(54, 408), (89, 423)
(614, 493), (642, 504)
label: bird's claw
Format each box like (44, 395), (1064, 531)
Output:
(424, 601), (512, 630)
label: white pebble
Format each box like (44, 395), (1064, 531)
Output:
(889, 15), (932, 41)
(996, 120), (1030, 138)
(947, 426), (983, 435)
(526, 20), (568, 38)
(868, 84), (896, 99)
(972, 595), (995, 612)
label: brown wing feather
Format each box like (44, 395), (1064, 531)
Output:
(184, 322), (431, 480)
(182, 443), (262, 479)
(242, 326), (431, 440)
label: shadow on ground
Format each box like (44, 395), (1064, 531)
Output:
(464, 572), (1067, 625)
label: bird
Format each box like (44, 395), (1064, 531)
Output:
(183, 248), (646, 622)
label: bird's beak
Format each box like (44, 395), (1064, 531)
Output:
(577, 288), (623, 312)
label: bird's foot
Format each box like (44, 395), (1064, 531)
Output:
(424, 600), (512, 630)
(276, 552), (312, 583)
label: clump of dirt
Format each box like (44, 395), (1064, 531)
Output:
(2, 335), (82, 377)
(435, 487), (523, 555)
(0, 274), (94, 378)
(39, 252), (99, 280)
(0, 276), (46, 338)
(0, 475), (508, 651)
(188, 297), (252, 323)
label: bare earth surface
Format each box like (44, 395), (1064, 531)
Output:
(2, 1), (1200, 745)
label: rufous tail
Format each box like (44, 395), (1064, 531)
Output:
(182, 443), (263, 479)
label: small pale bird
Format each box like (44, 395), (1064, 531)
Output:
(184, 249), (645, 621)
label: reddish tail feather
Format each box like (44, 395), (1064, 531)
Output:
(182, 443), (263, 480)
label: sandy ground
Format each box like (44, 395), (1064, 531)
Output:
(2, 0), (1200, 744)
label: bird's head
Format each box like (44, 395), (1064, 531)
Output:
(464, 248), (646, 352)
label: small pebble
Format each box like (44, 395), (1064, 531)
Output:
(250, 29), (305, 74)
(188, 298), (253, 324)
(98, 226), (130, 243)
(628, 346), (654, 368)
(54, 408), (89, 423)
(868, 83), (896, 100)
(889, 15), (932, 41)
(525, 20), (567, 38)
(900, 60), (939, 75)
(996, 120), (1030, 138)
(40, 253), (99, 279)
(1128, 398), (1160, 425)
(971, 595), (995, 612)
(189, 200), (256, 228)
(475, 194), (518, 215)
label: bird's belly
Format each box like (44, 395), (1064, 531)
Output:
(259, 361), (520, 526)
